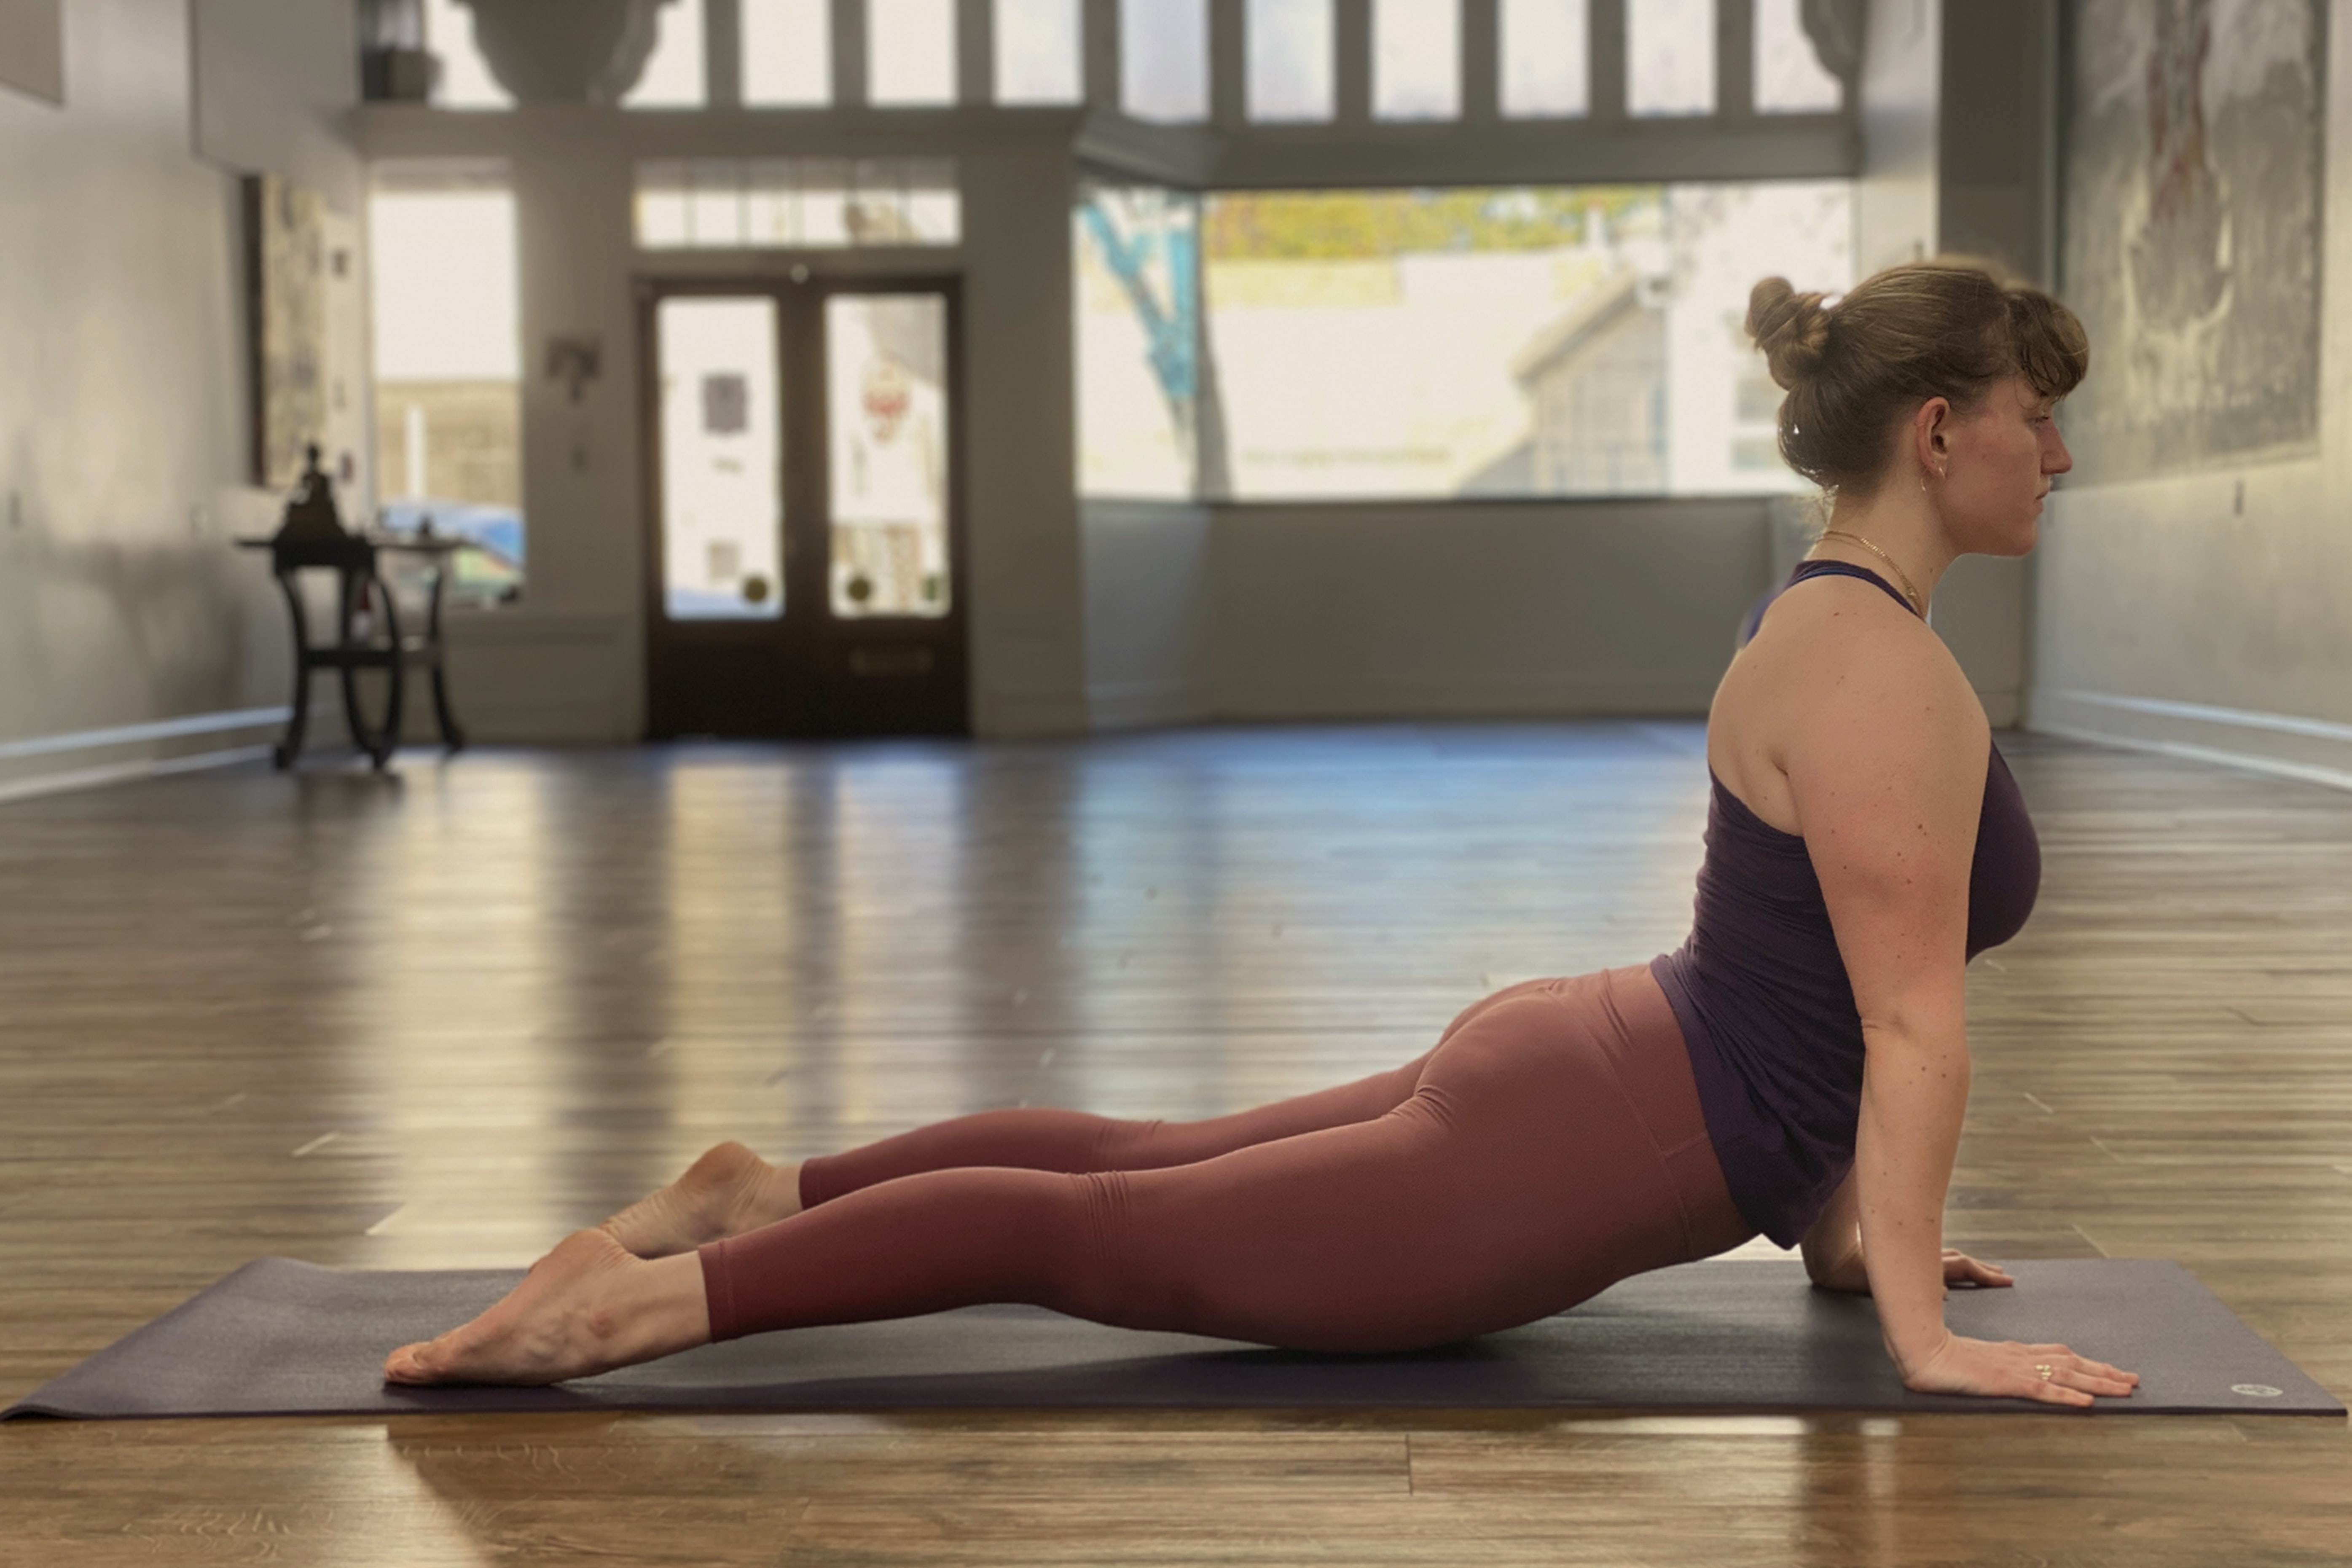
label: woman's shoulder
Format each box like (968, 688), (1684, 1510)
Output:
(1714, 575), (1986, 812)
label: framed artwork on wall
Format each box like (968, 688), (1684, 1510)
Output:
(246, 175), (368, 502)
(2059, 0), (2327, 481)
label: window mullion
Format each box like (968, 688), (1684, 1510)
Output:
(1460, 0), (1500, 121)
(1587, 0), (1625, 122)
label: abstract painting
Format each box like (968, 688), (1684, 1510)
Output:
(2059, 0), (2326, 481)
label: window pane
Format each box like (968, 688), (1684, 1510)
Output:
(1077, 183), (1200, 498)
(1753, 0), (1840, 112)
(419, 0), (512, 108)
(1500, 0), (1587, 118)
(1121, 0), (1208, 121)
(369, 173), (525, 601)
(1627, 0), (1714, 117)
(995, 0), (1081, 103)
(829, 294), (952, 618)
(744, 0), (831, 106)
(870, 0), (957, 105)
(1374, 0), (1461, 119)
(658, 297), (784, 620)
(623, 0), (707, 108)
(687, 160), (746, 246)
(1249, 0), (1334, 122)
(1200, 180), (1851, 499)
(637, 158), (962, 250)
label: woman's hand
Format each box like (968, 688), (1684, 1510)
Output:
(1810, 1245), (2011, 1296)
(1941, 1249), (2012, 1289)
(1900, 1331), (2140, 1407)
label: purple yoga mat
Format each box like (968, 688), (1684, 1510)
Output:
(3, 1258), (2339, 1420)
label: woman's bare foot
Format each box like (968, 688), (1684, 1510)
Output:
(598, 1141), (803, 1259)
(383, 1229), (710, 1386)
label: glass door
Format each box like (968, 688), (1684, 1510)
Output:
(642, 277), (967, 739)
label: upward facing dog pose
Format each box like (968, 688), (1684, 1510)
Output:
(386, 258), (2138, 1408)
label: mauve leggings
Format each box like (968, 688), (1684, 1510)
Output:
(698, 964), (1756, 1353)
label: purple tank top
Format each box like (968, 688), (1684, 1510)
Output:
(1649, 561), (2042, 1246)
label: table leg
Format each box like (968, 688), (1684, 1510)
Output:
(272, 569), (312, 770)
(426, 563), (467, 751)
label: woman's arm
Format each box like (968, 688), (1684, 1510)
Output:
(1799, 1171), (1866, 1290)
(1771, 589), (2132, 1404)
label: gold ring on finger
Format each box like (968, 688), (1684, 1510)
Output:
(2036, 1363), (2055, 1381)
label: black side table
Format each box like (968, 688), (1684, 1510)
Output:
(239, 533), (469, 770)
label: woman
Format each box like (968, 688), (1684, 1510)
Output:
(385, 258), (2138, 1408)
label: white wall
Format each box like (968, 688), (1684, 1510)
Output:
(2027, 1), (2352, 788)
(1084, 497), (1775, 728)
(1083, 497), (1212, 728)
(0, 0), (357, 801)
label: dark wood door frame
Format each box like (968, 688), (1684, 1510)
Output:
(636, 273), (971, 740)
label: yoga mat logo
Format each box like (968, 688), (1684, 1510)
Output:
(2231, 1384), (2284, 1398)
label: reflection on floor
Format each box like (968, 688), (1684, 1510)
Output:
(2, 724), (2348, 1565)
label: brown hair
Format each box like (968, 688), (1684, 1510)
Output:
(1745, 258), (2089, 493)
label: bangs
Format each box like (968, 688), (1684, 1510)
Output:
(2006, 291), (2090, 401)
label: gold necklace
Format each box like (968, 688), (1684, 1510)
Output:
(1814, 530), (1925, 617)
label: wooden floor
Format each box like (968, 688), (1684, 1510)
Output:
(3, 722), (2349, 1565)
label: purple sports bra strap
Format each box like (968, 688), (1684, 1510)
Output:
(1786, 559), (1920, 618)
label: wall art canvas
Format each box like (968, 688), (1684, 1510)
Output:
(2059, 0), (2326, 481)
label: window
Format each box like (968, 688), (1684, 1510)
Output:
(1373, 0), (1461, 121)
(1627, 0), (1715, 117)
(869, 0), (957, 105)
(744, 0), (831, 105)
(636, 158), (961, 249)
(1077, 183), (1201, 497)
(419, 0), (512, 109)
(1200, 180), (1852, 499)
(995, 0), (1082, 104)
(1500, 0), (1587, 118)
(1248, 0), (1334, 122)
(1753, 0), (1841, 113)
(369, 166), (525, 600)
(623, 0), (707, 109)
(1121, 0), (1208, 121)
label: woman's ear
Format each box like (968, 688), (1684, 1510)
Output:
(1913, 397), (1952, 478)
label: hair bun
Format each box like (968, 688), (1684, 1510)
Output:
(1747, 276), (1832, 389)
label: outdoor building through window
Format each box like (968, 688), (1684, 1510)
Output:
(368, 164), (526, 600)
(1195, 180), (1852, 499)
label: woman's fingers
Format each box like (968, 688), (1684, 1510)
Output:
(1939, 1249), (2015, 1289)
(2022, 1342), (2139, 1401)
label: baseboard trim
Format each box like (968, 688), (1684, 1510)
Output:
(0, 707), (290, 763)
(0, 744), (275, 807)
(2029, 688), (2352, 795)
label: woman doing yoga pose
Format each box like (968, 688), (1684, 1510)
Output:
(385, 258), (2139, 1407)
